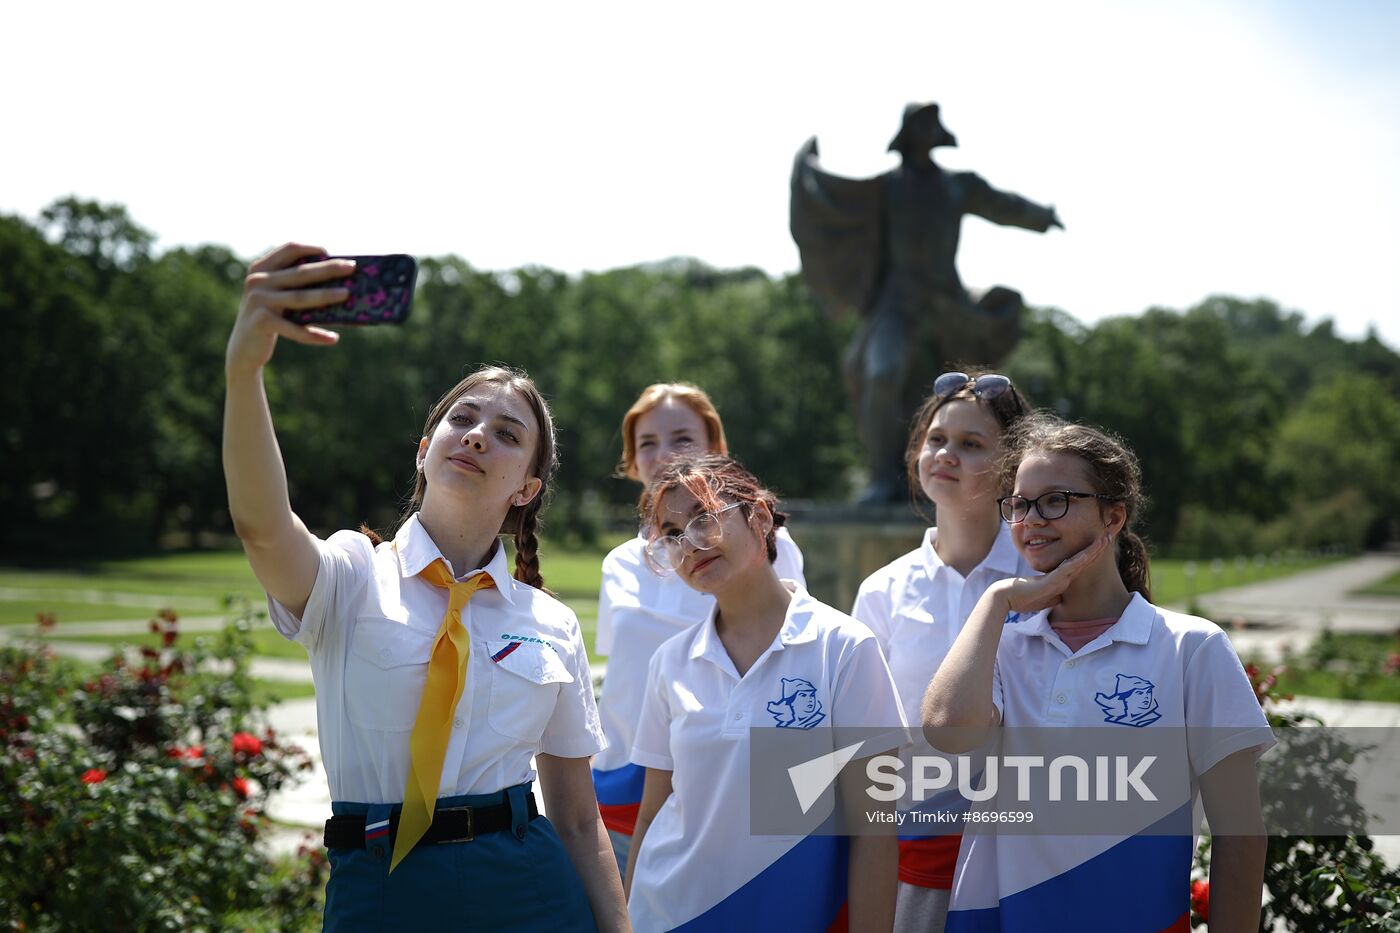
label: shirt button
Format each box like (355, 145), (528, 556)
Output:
(454, 717), (464, 728)
(380, 648), (392, 660)
(1065, 660), (1077, 668)
(733, 712), (742, 720)
(1056, 694), (1067, 704)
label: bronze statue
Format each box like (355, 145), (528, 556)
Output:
(791, 102), (1063, 503)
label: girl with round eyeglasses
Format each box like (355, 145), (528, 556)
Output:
(850, 369), (1033, 933)
(925, 413), (1272, 932)
(592, 385), (805, 875)
(624, 454), (905, 932)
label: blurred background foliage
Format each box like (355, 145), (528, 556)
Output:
(5, 197), (1398, 559)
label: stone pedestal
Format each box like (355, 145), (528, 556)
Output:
(782, 502), (929, 612)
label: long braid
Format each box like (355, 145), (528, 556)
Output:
(513, 501), (547, 593)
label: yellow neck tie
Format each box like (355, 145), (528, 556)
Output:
(391, 560), (496, 872)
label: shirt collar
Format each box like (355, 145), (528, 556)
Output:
(776, 584), (822, 646)
(984, 523), (1024, 576)
(920, 523), (1023, 579)
(1010, 591), (1153, 647)
(393, 512), (516, 605)
(688, 582), (820, 664)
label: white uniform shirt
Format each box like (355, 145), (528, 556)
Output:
(946, 594), (1275, 932)
(852, 524), (1031, 733)
(627, 586), (906, 932)
(268, 513), (606, 804)
(592, 526), (804, 775)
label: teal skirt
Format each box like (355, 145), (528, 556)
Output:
(324, 782), (598, 932)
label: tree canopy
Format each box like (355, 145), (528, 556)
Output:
(5, 199), (1396, 558)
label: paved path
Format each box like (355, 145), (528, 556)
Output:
(1191, 553), (1400, 662)
(0, 585), (223, 612)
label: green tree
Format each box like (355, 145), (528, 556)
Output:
(1270, 372), (1400, 547)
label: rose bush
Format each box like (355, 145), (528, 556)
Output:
(1190, 662), (1400, 930)
(0, 603), (326, 931)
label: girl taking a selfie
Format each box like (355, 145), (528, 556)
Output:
(924, 414), (1272, 932)
(223, 244), (629, 931)
(592, 384), (805, 871)
(850, 370), (1034, 933)
(623, 454), (903, 932)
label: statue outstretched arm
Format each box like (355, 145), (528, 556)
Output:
(957, 171), (1064, 232)
(789, 137), (886, 318)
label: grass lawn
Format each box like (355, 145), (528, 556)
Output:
(1354, 569), (1400, 597)
(250, 679), (317, 703)
(1249, 632), (1400, 704)
(1150, 554), (1343, 606)
(1271, 666), (1400, 704)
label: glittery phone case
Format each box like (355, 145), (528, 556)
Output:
(288, 254), (417, 325)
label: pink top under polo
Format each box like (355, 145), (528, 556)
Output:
(1048, 616), (1118, 653)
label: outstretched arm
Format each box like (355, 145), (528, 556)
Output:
(959, 172), (1064, 232)
(223, 243), (353, 616)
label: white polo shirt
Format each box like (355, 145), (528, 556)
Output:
(592, 528), (804, 813)
(852, 524), (1031, 735)
(946, 594), (1275, 932)
(627, 585), (906, 932)
(268, 513), (606, 804)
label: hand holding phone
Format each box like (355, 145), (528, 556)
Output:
(287, 254), (417, 325)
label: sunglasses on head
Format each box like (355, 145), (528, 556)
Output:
(933, 371), (1014, 402)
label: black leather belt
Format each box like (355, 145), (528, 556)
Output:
(324, 793), (540, 850)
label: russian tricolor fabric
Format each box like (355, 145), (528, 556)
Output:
(946, 596), (1273, 931)
(627, 588), (905, 932)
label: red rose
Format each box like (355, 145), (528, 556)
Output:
(232, 732), (263, 757)
(1190, 879), (1210, 922)
(231, 776), (251, 800)
(81, 768), (107, 785)
(186, 745), (205, 760)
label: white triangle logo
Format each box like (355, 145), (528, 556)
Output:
(787, 740), (866, 814)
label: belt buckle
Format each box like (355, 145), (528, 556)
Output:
(433, 806), (475, 844)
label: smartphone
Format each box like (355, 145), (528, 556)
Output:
(288, 254), (417, 325)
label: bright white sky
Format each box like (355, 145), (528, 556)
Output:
(5, 0), (1398, 346)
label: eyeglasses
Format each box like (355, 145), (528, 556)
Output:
(933, 371), (1014, 402)
(998, 490), (1122, 524)
(646, 503), (744, 573)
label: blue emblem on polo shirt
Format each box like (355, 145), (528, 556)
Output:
(1094, 674), (1162, 727)
(767, 677), (825, 729)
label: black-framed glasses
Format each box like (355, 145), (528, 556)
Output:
(998, 490), (1122, 524)
(934, 371), (1013, 402)
(646, 502), (744, 573)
